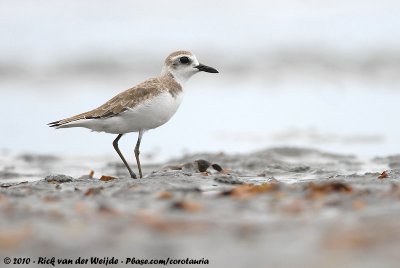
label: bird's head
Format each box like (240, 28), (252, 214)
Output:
(162, 50), (218, 84)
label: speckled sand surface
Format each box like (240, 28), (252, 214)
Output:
(1, 147), (400, 268)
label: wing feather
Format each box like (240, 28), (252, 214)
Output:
(48, 77), (164, 127)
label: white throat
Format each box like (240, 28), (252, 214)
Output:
(161, 67), (198, 86)
(172, 72), (193, 86)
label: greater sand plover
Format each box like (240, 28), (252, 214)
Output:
(48, 50), (218, 179)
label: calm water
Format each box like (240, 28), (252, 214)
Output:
(2, 76), (399, 162)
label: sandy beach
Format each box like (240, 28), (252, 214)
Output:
(1, 147), (399, 267)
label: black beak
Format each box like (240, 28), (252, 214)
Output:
(195, 63), (219, 73)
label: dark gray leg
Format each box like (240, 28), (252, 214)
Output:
(134, 130), (144, 178)
(113, 134), (137, 179)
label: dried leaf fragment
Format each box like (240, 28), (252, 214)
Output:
(352, 200), (365, 210)
(0, 227), (32, 250)
(378, 170), (389, 179)
(74, 201), (87, 214)
(0, 194), (8, 203)
(221, 183), (280, 198)
(100, 175), (117, 181)
(281, 201), (303, 214)
(98, 204), (119, 216)
(84, 187), (104, 196)
(157, 191), (173, 199)
(78, 170), (95, 180)
(171, 200), (202, 212)
(133, 212), (208, 233)
(305, 182), (352, 199)
(42, 195), (59, 203)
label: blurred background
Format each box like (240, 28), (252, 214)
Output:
(1, 0), (399, 162)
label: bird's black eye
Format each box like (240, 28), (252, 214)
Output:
(179, 56), (190, 64)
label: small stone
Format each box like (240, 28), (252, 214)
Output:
(289, 165), (310, 172)
(214, 175), (244, 184)
(195, 160), (212, 172)
(45, 174), (74, 183)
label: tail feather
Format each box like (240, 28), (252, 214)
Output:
(48, 111), (91, 128)
(48, 117), (83, 128)
(48, 118), (84, 128)
(48, 110), (118, 128)
(48, 120), (62, 128)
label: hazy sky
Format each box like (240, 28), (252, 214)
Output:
(1, 0), (399, 64)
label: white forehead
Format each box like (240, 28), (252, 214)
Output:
(164, 50), (198, 66)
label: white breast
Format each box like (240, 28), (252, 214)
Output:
(67, 91), (184, 134)
(121, 91), (184, 132)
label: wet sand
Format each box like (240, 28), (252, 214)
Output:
(1, 147), (400, 268)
